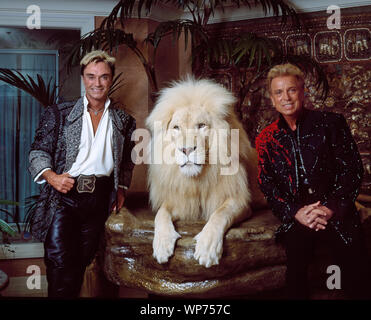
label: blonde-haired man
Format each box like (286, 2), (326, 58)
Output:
(256, 63), (370, 299)
(266, 63), (304, 89)
(29, 50), (136, 298)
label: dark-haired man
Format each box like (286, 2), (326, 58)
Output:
(29, 50), (136, 298)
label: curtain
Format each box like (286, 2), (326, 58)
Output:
(0, 51), (56, 223)
(0, 53), (18, 222)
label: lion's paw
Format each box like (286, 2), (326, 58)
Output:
(194, 228), (223, 268)
(153, 227), (181, 264)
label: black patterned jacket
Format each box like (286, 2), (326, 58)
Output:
(28, 98), (136, 241)
(255, 108), (364, 244)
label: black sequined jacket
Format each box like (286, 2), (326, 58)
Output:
(255, 108), (364, 244)
(28, 98), (136, 241)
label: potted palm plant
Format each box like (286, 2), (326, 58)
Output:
(66, 0), (300, 94)
(0, 199), (20, 293)
(1, 1), (329, 118)
(0, 200), (20, 241)
(63, 0), (328, 110)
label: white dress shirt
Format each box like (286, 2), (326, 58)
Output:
(35, 96), (114, 183)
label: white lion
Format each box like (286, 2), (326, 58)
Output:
(146, 77), (261, 268)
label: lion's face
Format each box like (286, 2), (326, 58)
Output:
(166, 107), (215, 177)
(146, 77), (261, 223)
(147, 77), (243, 183)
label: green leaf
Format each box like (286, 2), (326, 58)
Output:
(146, 19), (207, 51)
(0, 69), (57, 107)
(0, 219), (16, 237)
(0, 200), (20, 206)
(66, 28), (139, 73)
(108, 72), (125, 96)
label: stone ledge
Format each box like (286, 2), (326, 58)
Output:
(102, 193), (371, 298)
(103, 203), (288, 297)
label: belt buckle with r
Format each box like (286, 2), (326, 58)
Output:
(76, 174), (96, 193)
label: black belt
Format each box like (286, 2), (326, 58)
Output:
(74, 174), (113, 194)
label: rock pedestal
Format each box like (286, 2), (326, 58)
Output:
(103, 192), (287, 298)
(102, 192), (371, 298)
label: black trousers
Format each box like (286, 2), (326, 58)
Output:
(283, 222), (371, 300)
(44, 176), (113, 298)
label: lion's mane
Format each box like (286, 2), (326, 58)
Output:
(146, 77), (257, 221)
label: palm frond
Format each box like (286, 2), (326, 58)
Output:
(108, 72), (125, 96)
(0, 200), (20, 206)
(231, 0), (300, 26)
(99, 0), (299, 30)
(99, 0), (184, 29)
(281, 54), (330, 101)
(233, 33), (276, 70)
(239, 53), (330, 102)
(0, 219), (16, 237)
(100, 0), (207, 27)
(193, 32), (276, 72)
(23, 195), (40, 234)
(0, 199), (21, 237)
(66, 27), (159, 91)
(146, 19), (208, 50)
(0, 68), (57, 107)
(197, 37), (235, 66)
(66, 28), (137, 73)
(100, 0), (140, 29)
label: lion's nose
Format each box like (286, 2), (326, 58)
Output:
(181, 147), (196, 156)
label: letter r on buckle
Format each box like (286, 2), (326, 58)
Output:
(76, 175), (96, 193)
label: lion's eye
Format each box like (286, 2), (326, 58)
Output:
(173, 125), (180, 130)
(197, 123), (206, 129)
